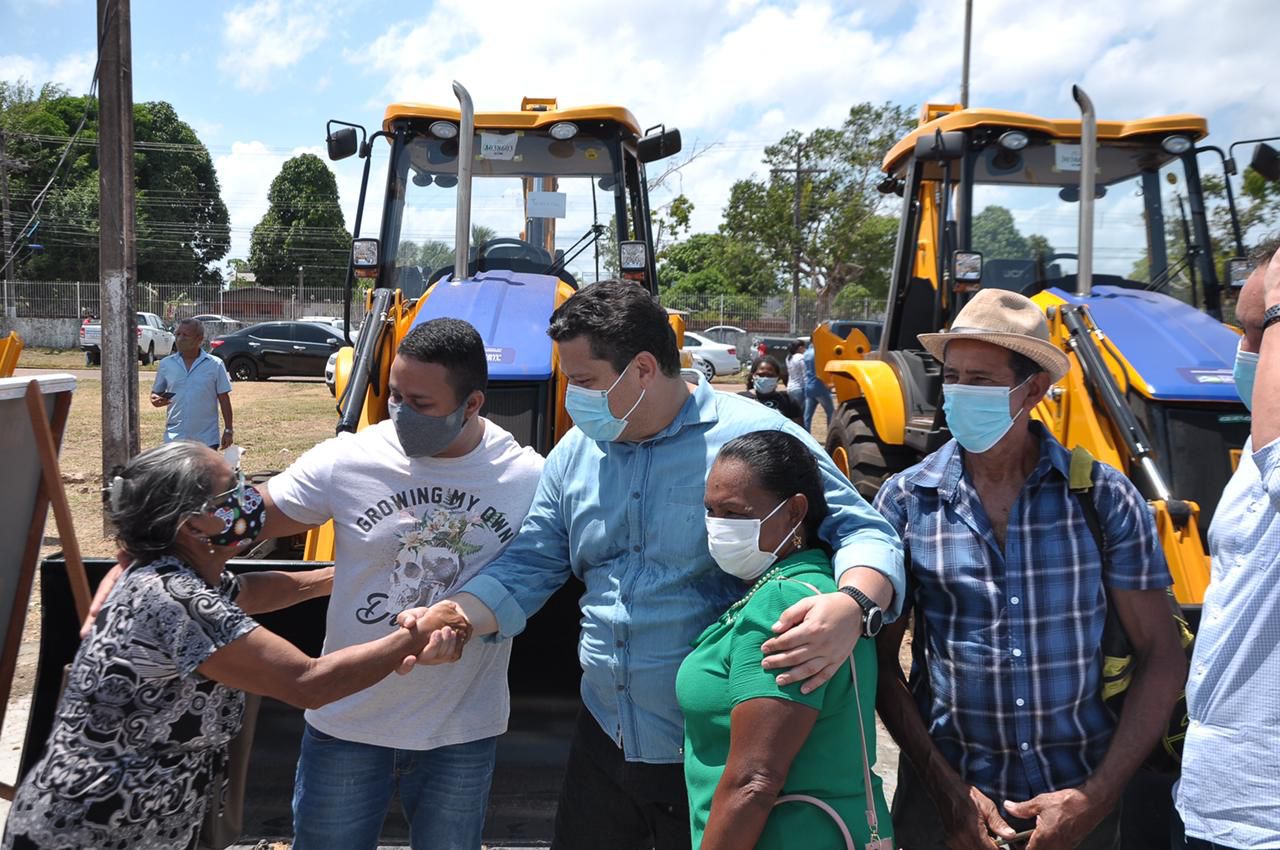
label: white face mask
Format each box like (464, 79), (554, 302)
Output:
(705, 497), (803, 582)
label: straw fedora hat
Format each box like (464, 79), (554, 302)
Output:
(918, 289), (1070, 382)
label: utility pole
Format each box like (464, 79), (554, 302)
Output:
(98, 0), (140, 510)
(960, 0), (973, 107)
(0, 129), (26, 316)
(772, 143), (826, 334)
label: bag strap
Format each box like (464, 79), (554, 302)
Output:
(773, 576), (884, 849)
(1069, 445), (1108, 566)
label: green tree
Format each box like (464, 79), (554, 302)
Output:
(659, 232), (777, 297)
(249, 153), (350, 288)
(721, 102), (915, 323)
(971, 206), (1031, 259)
(1, 82), (230, 281)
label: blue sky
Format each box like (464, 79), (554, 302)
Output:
(3, 0), (1278, 275)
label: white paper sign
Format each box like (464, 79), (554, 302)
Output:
(1054, 143), (1082, 172)
(480, 132), (518, 160)
(527, 191), (567, 219)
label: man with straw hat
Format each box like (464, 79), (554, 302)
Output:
(871, 289), (1186, 850)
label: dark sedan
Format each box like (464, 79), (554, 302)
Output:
(209, 321), (344, 381)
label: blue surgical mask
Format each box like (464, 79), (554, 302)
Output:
(1234, 340), (1259, 411)
(942, 376), (1034, 454)
(564, 361), (646, 442)
(754, 376), (779, 395)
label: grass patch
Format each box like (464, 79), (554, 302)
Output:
(54, 378), (339, 556)
(19, 347), (158, 372)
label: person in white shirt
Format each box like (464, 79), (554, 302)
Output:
(261, 318), (545, 850)
(786, 340), (808, 410)
(1174, 246), (1280, 850)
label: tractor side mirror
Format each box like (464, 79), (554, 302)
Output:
(351, 238), (380, 279)
(637, 125), (682, 163)
(1227, 257), (1251, 289)
(1251, 142), (1280, 182)
(619, 241), (648, 283)
(327, 127), (359, 161)
(953, 250), (984, 284)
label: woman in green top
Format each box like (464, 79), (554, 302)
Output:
(676, 430), (891, 850)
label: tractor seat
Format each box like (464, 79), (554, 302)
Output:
(982, 259), (1038, 294)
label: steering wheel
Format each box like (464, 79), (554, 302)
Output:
(478, 238), (551, 271)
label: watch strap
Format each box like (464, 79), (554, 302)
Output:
(838, 585), (881, 637)
(1264, 303), (1280, 330)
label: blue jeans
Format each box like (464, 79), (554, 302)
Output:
(292, 723), (497, 850)
(803, 382), (834, 432)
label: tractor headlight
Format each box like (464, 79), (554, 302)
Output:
(549, 122), (579, 140)
(429, 121), (459, 139)
(1161, 135), (1193, 155)
(998, 130), (1029, 151)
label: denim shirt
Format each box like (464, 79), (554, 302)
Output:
(461, 379), (904, 763)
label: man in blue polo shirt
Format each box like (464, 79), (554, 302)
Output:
(151, 318), (234, 449)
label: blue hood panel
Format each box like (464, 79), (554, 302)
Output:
(411, 270), (560, 380)
(1048, 285), (1240, 402)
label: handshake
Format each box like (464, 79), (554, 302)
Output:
(394, 600), (474, 674)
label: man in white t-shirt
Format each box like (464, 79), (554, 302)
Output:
(260, 317), (544, 850)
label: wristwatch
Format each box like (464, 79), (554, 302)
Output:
(838, 586), (884, 638)
(1264, 303), (1280, 331)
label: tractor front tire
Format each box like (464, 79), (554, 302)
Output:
(825, 400), (915, 502)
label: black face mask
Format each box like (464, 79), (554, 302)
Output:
(205, 484), (266, 547)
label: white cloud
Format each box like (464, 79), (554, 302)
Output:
(218, 0), (330, 91)
(0, 49), (96, 94)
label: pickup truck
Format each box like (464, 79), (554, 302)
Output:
(80, 312), (176, 366)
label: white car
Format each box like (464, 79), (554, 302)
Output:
(325, 350), (339, 396)
(682, 331), (740, 379)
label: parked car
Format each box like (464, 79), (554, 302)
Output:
(681, 331), (739, 379)
(209, 321), (344, 381)
(188, 314), (244, 348)
(325, 350), (339, 396)
(80, 311), (175, 366)
(699, 323), (747, 357)
(825, 319), (884, 349)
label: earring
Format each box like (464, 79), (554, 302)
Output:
(792, 531), (803, 550)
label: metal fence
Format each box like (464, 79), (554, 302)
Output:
(1, 279), (886, 338)
(1, 280), (368, 327)
(660, 291), (887, 336)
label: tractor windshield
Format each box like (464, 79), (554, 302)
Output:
(958, 136), (1216, 307)
(381, 127), (625, 292)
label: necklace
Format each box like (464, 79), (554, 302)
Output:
(727, 561), (791, 616)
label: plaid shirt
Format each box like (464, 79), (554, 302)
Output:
(874, 423), (1171, 804)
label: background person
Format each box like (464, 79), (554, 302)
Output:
(152, 317), (234, 450)
(739, 355), (802, 425)
(2, 442), (466, 850)
(786, 340), (808, 410)
(677, 430), (891, 850)
(803, 342), (834, 433)
(1174, 245), (1280, 850)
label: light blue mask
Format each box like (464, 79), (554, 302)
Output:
(942, 376), (1034, 454)
(564, 361), (645, 442)
(1234, 340), (1259, 411)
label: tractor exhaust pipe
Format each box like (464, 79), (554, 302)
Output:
(453, 81), (475, 282)
(1073, 85), (1096, 298)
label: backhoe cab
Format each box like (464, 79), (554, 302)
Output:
(323, 83), (682, 457)
(822, 93), (1278, 610)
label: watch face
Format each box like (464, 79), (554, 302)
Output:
(865, 609), (884, 638)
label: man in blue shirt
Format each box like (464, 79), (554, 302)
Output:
(402, 281), (903, 850)
(151, 318), (234, 449)
(1174, 247), (1280, 850)
(873, 290), (1185, 850)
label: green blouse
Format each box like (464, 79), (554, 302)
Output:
(675, 549), (891, 849)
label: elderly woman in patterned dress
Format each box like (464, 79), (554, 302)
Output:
(2, 441), (470, 850)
